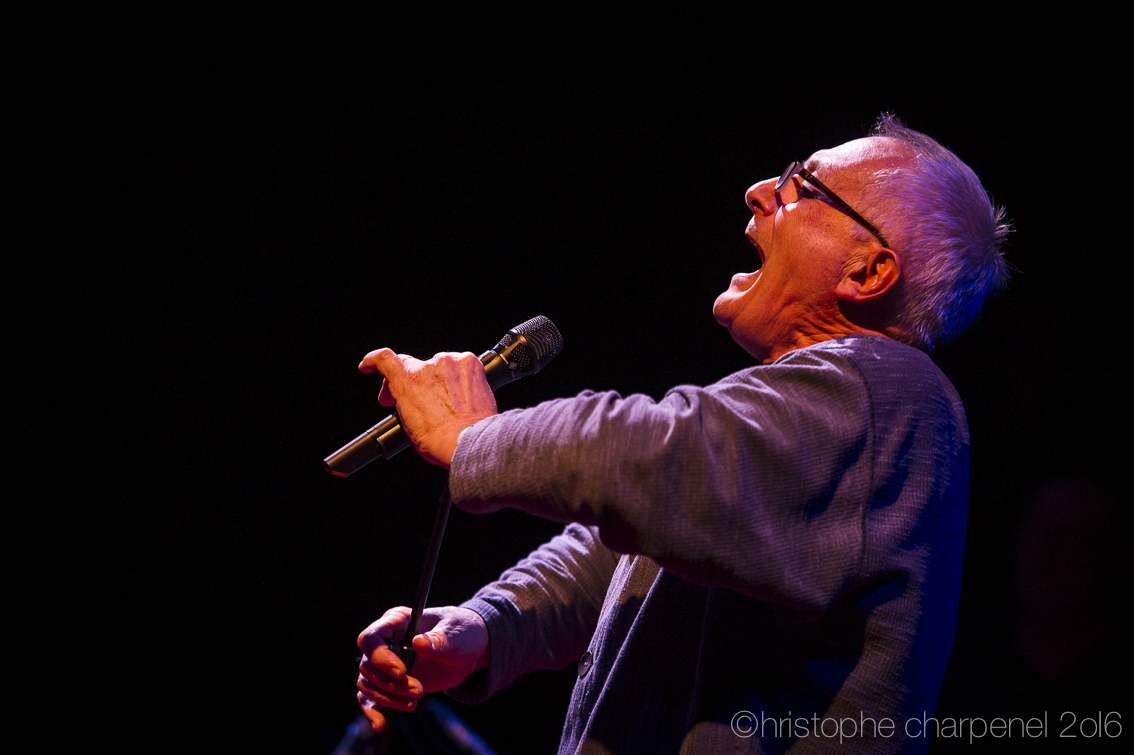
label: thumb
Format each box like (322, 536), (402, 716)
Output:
(413, 627), (454, 658)
(411, 609), (487, 663)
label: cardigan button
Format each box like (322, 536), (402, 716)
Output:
(577, 651), (593, 678)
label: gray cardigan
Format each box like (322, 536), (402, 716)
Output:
(448, 335), (969, 754)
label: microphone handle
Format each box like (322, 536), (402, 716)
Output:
(323, 348), (520, 477)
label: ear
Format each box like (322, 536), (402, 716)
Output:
(835, 248), (902, 303)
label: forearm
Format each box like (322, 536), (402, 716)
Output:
(448, 523), (618, 703)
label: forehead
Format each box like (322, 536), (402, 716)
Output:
(804, 137), (911, 184)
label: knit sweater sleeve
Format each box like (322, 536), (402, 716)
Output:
(449, 343), (877, 613)
(447, 523), (618, 703)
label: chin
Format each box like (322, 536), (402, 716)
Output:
(711, 294), (733, 327)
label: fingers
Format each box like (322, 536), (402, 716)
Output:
(358, 347), (402, 375)
(378, 378), (395, 407)
(356, 606), (425, 727)
(358, 606), (410, 651)
(353, 348), (497, 468)
(358, 693), (388, 733)
(358, 349), (485, 391)
(355, 605), (489, 724)
(359, 349), (402, 407)
(357, 659), (423, 710)
(358, 349), (486, 409)
(357, 685), (418, 733)
(358, 606), (411, 677)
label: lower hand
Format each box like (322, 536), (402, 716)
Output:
(356, 605), (490, 733)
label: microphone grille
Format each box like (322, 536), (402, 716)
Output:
(497, 316), (564, 375)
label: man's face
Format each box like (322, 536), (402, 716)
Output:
(712, 137), (908, 362)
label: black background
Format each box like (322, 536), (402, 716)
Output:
(30, 11), (1124, 754)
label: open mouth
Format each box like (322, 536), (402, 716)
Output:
(750, 237), (767, 269)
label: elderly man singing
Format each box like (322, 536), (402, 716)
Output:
(354, 114), (1009, 754)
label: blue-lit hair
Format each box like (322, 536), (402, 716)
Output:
(862, 114), (1011, 351)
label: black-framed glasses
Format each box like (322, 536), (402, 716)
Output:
(775, 161), (890, 249)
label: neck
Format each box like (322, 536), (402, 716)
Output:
(762, 307), (889, 363)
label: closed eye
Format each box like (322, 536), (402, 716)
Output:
(799, 183), (842, 210)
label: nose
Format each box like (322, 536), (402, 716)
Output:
(744, 177), (779, 216)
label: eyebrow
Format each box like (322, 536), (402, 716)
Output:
(796, 164), (830, 196)
(798, 160), (841, 204)
(797, 159), (890, 248)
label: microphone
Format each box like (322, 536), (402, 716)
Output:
(323, 316), (564, 477)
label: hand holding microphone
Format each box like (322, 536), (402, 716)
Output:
(358, 349), (497, 469)
(325, 316), (563, 475)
